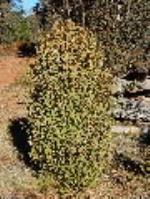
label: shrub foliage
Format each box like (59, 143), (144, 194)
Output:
(28, 19), (113, 192)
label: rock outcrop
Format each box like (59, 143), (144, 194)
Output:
(113, 98), (150, 122)
(113, 75), (150, 123)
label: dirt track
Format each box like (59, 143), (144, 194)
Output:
(0, 55), (39, 197)
(0, 56), (28, 87)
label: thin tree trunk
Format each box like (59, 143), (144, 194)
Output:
(127, 0), (132, 19)
(79, 0), (85, 26)
(64, 0), (71, 18)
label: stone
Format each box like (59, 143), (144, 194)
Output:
(142, 78), (150, 89)
(113, 98), (150, 122)
(112, 125), (141, 134)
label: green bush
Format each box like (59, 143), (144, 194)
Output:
(28, 19), (114, 194)
(0, 2), (36, 45)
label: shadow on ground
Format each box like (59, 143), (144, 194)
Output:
(124, 89), (150, 98)
(18, 42), (36, 57)
(8, 117), (38, 171)
(114, 128), (150, 176)
(114, 153), (146, 176)
(138, 128), (150, 146)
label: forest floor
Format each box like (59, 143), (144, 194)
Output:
(0, 54), (149, 198)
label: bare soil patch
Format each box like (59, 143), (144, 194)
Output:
(0, 55), (29, 87)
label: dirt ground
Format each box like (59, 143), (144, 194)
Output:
(0, 55), (29, 87)
(0, 55), (41, 198)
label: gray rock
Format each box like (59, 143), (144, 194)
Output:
(111, 125), (141, 134)
(112, 78), (130, 95)
(113, 98), (150, 122)
(114, 77), (150, 96)
(140, 78), (150, 90)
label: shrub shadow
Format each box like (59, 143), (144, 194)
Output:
(114, 153), (145, 176)
(123, 68), (148, 82)
(9, 117), (38, 171)
(18, 42), (36, 57)
(124, 89), (150, 98)
(138, 128), (150, 146)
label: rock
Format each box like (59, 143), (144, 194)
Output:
(111, 78), (127, 95)
(112, 125), (141, 134)
(113, 98), (150, 122)
(140, 78), (150, 95)
(113, 77), (146, 96)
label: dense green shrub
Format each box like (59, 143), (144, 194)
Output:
(28, 19), (114, 193)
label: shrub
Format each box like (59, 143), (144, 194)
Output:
(0, 2), (36, 45)
(28, 19), (114, 194)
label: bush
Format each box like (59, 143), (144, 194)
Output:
(28, 19), (114, 194)
(0, 6), (36, 45)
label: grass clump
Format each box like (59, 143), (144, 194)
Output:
(28, 19), (114, 194)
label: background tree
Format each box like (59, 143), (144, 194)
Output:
(33, 0), (149, 73)
(0, 0), (36, 44)
(33, 0), (96, 30)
